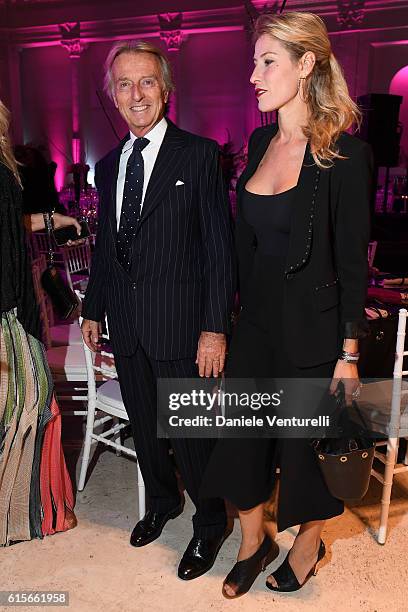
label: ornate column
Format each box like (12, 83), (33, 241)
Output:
(6, 44), (23, 144)
(158, 13), (184, 124)
(243, 0), (277, 129)
(59, 22), (87, 164)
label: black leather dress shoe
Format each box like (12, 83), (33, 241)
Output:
(130, 503), (184, 548)
(178, 528), (232, 580)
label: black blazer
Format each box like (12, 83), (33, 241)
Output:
(236, 123), (373, 368)
(82, 120), (235, 359)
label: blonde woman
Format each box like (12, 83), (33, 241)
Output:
(201, 12), (372, 597)
(0, 100), (79, 545)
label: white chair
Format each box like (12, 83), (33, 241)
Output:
(61, 241), (91, 292)
(362, 308), (408, 543)
(77, 316), (145, 519)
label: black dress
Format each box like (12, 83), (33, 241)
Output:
(0, 163), (41, 340)
(239, 186), (293, 338)
(200, 186), (344, 532)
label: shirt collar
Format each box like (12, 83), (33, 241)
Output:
(122, 117), (168, 154)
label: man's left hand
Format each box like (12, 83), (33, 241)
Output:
(196, 332), (226, 378)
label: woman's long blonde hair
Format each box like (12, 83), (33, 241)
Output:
(254, 12), (361, 167)
(0, 99), (21, 186)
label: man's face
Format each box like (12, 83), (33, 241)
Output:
(112, 51), (168, 137)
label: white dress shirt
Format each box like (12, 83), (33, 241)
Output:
(116, 117), (168, 230)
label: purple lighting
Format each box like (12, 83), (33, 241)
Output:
(390, 64), (408, 160)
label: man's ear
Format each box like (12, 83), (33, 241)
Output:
(112, 94), (119, 109)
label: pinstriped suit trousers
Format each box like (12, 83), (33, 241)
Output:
(114, 342), (227, 538)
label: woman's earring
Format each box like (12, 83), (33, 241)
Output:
(298, 77), (306, 102)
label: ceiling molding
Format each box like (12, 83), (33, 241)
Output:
(1, 1), (406, 48)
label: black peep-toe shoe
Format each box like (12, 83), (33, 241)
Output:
(222, 534), (278, 599)
(265, 539), (326, 593)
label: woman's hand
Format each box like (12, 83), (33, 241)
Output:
(24, 213), (83, 245)
(53, 213), (81, 234)
(53, 213), (86, 246)
(329, 359), (361, 404)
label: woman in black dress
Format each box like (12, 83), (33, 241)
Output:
(201, 12), (372, 597)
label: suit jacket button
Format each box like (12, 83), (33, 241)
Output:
(132, 283), (137, 289)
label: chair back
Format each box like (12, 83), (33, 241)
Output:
(386, 308), (408, 442)
(394, 308), (408, 377)
(76, 284), (116, 398)
(30, 232), (52, 259)
(368, 240), (378, 268)
(61, 241), (91, 290)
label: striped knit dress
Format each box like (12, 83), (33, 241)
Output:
(0, 163), (76, 545)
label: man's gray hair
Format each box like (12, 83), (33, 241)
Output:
(104, 40), (175, 99)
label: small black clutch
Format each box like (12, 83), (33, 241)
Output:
(53, 220), (91, 246)
(40, 213), (79, 320)
(41, 265), (79, 320)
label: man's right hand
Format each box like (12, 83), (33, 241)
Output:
(81, 319), (102, 352)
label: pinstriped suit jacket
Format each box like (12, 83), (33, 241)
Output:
(81, 120), (236, 359)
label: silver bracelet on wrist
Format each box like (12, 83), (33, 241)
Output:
(43, 211), (54, 233)
(340, 350), (360, 363)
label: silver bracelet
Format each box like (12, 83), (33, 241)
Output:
(43, 211), (54, 233)
(340, 350), (360, 363)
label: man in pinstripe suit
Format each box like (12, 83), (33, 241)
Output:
(81, 41), (235, 580)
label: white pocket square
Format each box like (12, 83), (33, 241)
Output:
(175, 180), (185, 186)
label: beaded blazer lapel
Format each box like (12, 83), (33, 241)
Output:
(285, 145), (321, 276)
(236, 124), (321, 277)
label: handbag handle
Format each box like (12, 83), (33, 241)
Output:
(367, 305), (384, 319)
(330, 382), (368, 427)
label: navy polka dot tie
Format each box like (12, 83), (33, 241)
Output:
(117, 137), (150, 270)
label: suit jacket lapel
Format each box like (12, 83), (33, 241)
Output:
(138, 121), (190, 226)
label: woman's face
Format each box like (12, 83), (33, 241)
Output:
(250, 34), (301, 113)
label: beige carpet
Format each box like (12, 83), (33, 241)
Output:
(2, 432), (408, 612)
